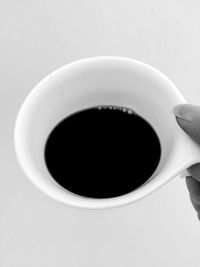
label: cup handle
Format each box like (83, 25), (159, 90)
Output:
(174, 134), (200, 179)
(179, 169), (190, 179)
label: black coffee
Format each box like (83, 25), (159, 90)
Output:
(44, 106), (161, 199)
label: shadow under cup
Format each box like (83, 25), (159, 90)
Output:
(15, 58), (178, 208)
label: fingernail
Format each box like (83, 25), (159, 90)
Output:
(173, 104), (200, 122)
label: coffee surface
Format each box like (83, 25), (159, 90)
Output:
(44, 106), (161, 198)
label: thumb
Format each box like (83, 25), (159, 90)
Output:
(173, 104), (200, 145)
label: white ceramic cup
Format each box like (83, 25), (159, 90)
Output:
(14, 56), (200, 209)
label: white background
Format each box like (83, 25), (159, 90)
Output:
(1, 0), (200, 266)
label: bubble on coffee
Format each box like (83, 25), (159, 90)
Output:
(94, 105), (136, 115)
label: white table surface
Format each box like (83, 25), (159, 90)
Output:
(1, 1), (200, 266)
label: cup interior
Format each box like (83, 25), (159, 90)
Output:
(15, 57), (185, 208)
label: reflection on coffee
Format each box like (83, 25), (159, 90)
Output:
(44, 105), (161, 198)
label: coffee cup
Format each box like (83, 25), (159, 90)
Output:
(14, 56), (200, 209)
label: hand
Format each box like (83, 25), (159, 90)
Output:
(173, 104), (200, 220)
